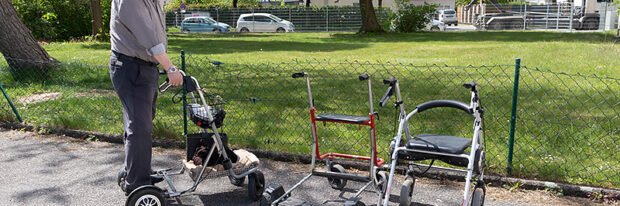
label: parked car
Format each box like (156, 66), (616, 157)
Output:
(236, 13), (294, 33)
(180, 17), (231, 33)
(438, 9), (458, 26)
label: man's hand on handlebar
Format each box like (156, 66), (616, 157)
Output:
(166, 68), (183, 86)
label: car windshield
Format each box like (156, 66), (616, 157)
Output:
(269, 15), (283, 22)
(444, 10), (456, 14)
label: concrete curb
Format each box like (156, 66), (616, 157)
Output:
(2, 122), (618, 200)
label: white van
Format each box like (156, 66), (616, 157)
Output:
(236, 13), (294, 33)
(438, 9), (458, 26)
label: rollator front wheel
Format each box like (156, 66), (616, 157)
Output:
(327, 164), (347, 190)
(126, 187), (167, 206)
(376, 171), (388, 196)
(471, 187), (484, 206)
(229, 175), (246, 186)
(248, 171), (266, 201)
(399, 177), (415, 206)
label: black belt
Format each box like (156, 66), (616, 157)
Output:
(112, 51), (158, 67)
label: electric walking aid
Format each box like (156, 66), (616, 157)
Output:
(378, 78), (486, 206)
(266, 72), (388, 206)
(118, 70), (265, 206)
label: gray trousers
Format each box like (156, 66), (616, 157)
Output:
(109, 52), (159, 190)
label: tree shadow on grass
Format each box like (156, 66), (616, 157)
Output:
(325, 31), (619, 44)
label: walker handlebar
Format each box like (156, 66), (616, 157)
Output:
(358, 74), (370, 81)
(383, 77), (397, 85)
(292, 72), (306, 78)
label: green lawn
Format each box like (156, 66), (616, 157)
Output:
(1, 31), (618, 188)
(42, 31), (620, 77)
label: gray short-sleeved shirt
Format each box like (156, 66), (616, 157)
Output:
(110, 0), (167, 63)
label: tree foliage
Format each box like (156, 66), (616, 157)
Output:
(385, 2), (437, 32)
(10, 0), (112, 41)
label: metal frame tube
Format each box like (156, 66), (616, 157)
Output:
(0, 84), (23, 122)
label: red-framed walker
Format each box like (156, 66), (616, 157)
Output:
(268, 72), (387, 206)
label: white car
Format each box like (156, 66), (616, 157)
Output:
(236, 13), (294, 33)
(438, 9), (458, 26)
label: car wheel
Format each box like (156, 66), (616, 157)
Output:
(430, 26), (440, 31)
(276, 27), (286, 33)
(488, 22), (503, 30)
(213, 28), (221, 33)
(240, 28), (249, 33)
(182, 28), (190, 33)
(584, 19), (598, 30)
(511, 21), (522, 30)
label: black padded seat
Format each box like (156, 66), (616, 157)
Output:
(316, 114), (370, 124)
(406, 134), (472, 154)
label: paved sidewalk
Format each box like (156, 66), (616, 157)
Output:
(0, 129), (610, 206)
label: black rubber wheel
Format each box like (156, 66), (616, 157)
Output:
(276, 28), (286, 33)
(584, 20), (598, 30)
(126, 187), (167, 206)
(240, 28), (249, 33)
(399, 178), (415, 206)
(327, 164), (347, 190)
(488, 22), (502, 30)
(118, 168), (127, 191)
(430, 26), (440, 31)
(511, 21), (522, 30)
(229, 175), (245, 186)
(471, 188), (484, 206)
(213, 28), (221, 33)
(376, 171), (388, 196)
(182, 28), (190, 33)
(248, 171), (265, 201)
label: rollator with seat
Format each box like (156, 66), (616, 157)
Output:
(377, 78), (487, 206)
(264, 72), (388, 206)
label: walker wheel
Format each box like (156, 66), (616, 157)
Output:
(248, 170), (266, 201)
(126, 187), (167, 206)
(375, 171), (388, 196)
(471, 187), (485, 206)
(118, 168), (127, 191)
(229, 175), (245, 186)
(399, 176), (415, 206)
(327, 164), (347, 190)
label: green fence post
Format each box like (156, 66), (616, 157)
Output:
(507, 58), (521, 174)
(0, 84), (23, 123)
(181, 50), (187, 137)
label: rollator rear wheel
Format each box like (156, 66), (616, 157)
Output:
(327, 164), (347, 190)
(248, 171), (266, 201)
(126, 187), (167, 206)
(471, 187), (484, 206)
(399, 178), (415, 206)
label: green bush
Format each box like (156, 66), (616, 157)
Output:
(165, 0), (259, 10)
(11, 0), (112, 41)
(386, 2), (438, 32)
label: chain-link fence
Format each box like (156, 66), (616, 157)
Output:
(0, 55), (618, 188)
(459, 2), (619, 31)
(165, 6), (389, 32)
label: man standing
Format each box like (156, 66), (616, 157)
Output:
(109, 0), (182, 195)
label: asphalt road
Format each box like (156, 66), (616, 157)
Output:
(0, 129), (607, 206)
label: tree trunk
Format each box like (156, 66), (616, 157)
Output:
(359, 0), (383, 33)
(306, 0), (311, 7)
(90, 0), (104, 40)
(233, 0), (238, 8)
(0, 0), (58, 72)
(378, 0), (382, 8)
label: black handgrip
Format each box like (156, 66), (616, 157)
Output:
(159, 70), (167, 75)
(383, 77), (397, 85)
(379, 86), (394, 107)
(292, 72), (305, 78)
(463, 81), (477, 90)
(359, 74), (369, 81)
